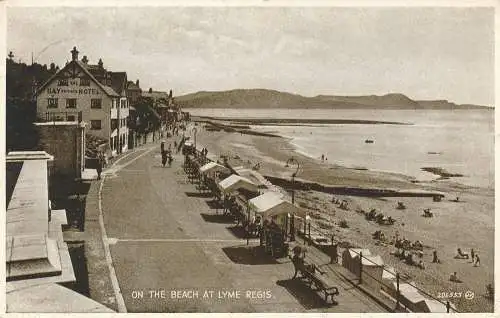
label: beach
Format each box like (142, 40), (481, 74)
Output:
(191, 121), (494, 313)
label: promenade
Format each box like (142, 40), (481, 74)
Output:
(85, 140), (387, 313)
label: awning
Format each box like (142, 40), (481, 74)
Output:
(361, 255), (384, 266)
(415, 298), (456, 313)
(249, 191), (304, 218)
(218, 174), (258, 193)
(395, 283), (427, 304)
(233, 167), (267, 187)
(347, 248), (372, 259)
(199, 162), (230, 175)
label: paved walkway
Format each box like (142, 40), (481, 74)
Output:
(95, 141), (386, 313)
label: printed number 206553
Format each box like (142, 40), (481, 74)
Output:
(437, 291), (462, 298)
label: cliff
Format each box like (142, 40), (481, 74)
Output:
(176, 89), (491, 110)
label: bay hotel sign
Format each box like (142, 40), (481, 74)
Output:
(47, 77), (100, 95)
(47, 87), (101, 95)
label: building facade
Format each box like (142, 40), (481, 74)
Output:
(126, 80), (142, 105)
(35, 47), (130, 157)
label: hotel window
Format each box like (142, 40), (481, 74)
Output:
(57, 79), (68, 86)
(66, 98), (77, 108)
(111, 119), (118, 130)
(90, 120), (102, 130)
(91, 98), (102, 109)
(120, 100), (125, 108)
(67, 115), (76, 122)
(47, 98), (58, 108)
(80, 78), (90, 86)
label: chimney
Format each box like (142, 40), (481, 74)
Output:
(98, 58), (103, 68)
(81, 55), (89, 64)
(71, 46), (79, 61)
(136, 79), (139, 87)
(149, 88), (152, 93)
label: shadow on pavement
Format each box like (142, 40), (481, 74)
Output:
(226, 225), (248, 239)
(200, 213), (235, 224)
(276, 278), (330, 309)
(185, 191), (213, 198)
(222, 245), (278, 265)
(51, 178), (93, 232)
(205, 199), (223, 210)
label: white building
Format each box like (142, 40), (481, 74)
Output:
(36, 47), (129, 157)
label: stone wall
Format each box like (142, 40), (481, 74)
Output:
(36, 122), (85, 180)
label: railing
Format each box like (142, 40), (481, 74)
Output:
(40, 111), (82, 123)
(294, 216), (460, 313)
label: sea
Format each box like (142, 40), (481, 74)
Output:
(188, 108), (494, 189)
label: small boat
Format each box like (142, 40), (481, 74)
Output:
(365, 139), (374, 144)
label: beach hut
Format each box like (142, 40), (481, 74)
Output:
(360, 255), (385, 291)
(381, 265), (397, 293)
(218, 174), (258, 194)
(199, 162), (230, 176)
(392, 282), (426, 312)
(248, 191), (304, 225)
(341, 248), (371, 275)
(234, 167), (268, 189)
(414, 298), (455, 313)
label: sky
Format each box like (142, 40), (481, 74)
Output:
(6, 6), (495, 105)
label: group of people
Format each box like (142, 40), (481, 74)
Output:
(160, 141), (173, 167)
(392, 248), (426, 269)
(455, 248), (481, 267)
(363, 208), (396, 225)
(200, 147), (209, 157)
(332, 197), (349, 210)
(448, 249), (481, 284)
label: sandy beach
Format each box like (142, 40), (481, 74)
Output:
(190, 122), (494, 313)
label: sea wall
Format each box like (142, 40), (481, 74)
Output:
(264, 175), (445, 198)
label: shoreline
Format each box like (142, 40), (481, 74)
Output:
(192, 124), (494, 313)
(194, 117), (491, 192)
(193, 115), (411, 126)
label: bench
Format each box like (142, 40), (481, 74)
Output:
(292, 259), (339, 304)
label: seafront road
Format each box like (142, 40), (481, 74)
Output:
(97, 142), (386, 312)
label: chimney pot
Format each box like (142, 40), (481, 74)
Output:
(71, 46), (79, 61)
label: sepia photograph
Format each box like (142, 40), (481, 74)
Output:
(4, 1), (495, 314)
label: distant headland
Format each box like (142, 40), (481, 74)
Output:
(176, 89), (491, 110)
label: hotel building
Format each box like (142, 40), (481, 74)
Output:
(36, 47), (130, 156)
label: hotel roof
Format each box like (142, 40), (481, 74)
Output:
(35, 59), (119, 98)
(109, 71), (128, 96)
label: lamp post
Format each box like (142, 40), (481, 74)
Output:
(285, 157), (300, 242)
(192, 127), (198, 151)
(304, 214), (310, 245)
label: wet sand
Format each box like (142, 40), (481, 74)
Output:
(191, 124), (494, 313)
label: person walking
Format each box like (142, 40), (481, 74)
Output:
(161, 150), (168, 167)
(471, 249), (475, 263)
(168, 151), (173, 167)
(96, 156), (103, 180)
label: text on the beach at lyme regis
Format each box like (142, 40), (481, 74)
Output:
(131, 289), (272, 300)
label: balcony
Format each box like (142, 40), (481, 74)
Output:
(39, 111), (83, 123)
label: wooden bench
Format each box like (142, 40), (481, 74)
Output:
(292, 258), (339, 304)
